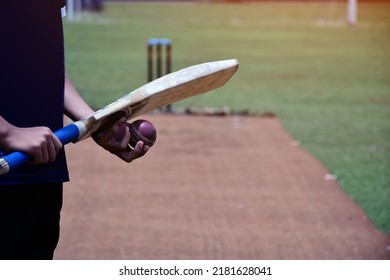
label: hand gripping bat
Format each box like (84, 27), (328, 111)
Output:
(0, 59), (239, 175)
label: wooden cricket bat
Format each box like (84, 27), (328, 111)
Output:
(0, 59), (239, 175)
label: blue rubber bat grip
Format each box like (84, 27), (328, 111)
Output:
(0, 123), (81, 175)
(54, 123), (81, 145)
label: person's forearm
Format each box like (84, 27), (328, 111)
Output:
(0, 116), (14, 148)
(63, 74), (94, 121)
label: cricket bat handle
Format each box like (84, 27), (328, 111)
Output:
(0, 121), (86, 176)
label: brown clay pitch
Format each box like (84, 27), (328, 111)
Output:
(55, 115), (390, 260)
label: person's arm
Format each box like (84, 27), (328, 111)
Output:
(0, 116), (62, 164)
(63, 74), (94, 121)
(0, 74), (87, 165)
(63, 74), (149, 162)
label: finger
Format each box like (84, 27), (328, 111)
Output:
(96, 122), (120, 146)
(51, 132), (63, 154)
(95, 117), (126, 146)
(48, 132), (63, 161)
(117, 141), (149, 163)
(40, 142), (49, 164)
(117, 124), (131, 150)
(133, 141), (145, 155)
(132, 141), (149, 158)
(30, 148), (43, 164)
(47, 139), (57, 162)
(138, 142), (150, 155)
(114, 121), (129, 141)
(34, 131), (61, 164)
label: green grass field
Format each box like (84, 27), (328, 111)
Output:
(63, 2), (390, 235)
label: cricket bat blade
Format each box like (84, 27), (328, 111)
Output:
(0, 59), (239, 175)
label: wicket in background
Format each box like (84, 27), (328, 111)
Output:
(147, 38), (172, 112)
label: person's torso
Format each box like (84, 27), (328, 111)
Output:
(0, 0), (69, 185)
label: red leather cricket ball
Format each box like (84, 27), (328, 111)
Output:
(128, 119), (157, 149)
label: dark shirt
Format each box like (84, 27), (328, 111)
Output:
(0, 1), (69, 185)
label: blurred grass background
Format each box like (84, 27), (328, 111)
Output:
(63, 2), (390, 235)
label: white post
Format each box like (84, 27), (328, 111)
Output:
(67, 0), (83, 23)
(347, 0), (357, 26)
(67, 0), (74, 23)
